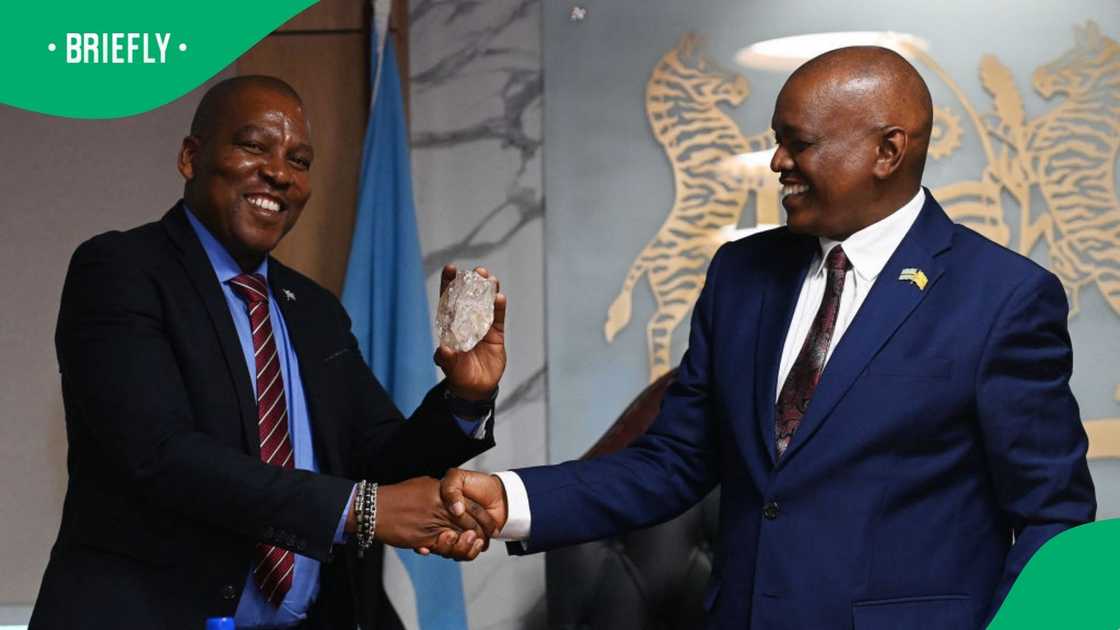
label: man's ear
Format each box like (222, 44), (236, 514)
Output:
(177, 135), (200, 181)
(873, 127), (907, 180)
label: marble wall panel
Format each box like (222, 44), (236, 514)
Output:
(408, 0), (547, 627)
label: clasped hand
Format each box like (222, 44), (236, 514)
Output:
(370, 470), (509, 561)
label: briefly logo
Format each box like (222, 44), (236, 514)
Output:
(47, 33), (187, 64)
(899, 268), (929, 290)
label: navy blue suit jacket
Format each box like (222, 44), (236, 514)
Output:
(513, 192), (1095, 629)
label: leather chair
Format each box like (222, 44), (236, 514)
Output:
(546, 369), (721, 630)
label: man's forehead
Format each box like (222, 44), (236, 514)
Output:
(774, 71), (872, 121)
(780, 70), (848, 102)
(216, 90), (309, 135)
(226, 88), (304, 117)
(771, 78), (819, 125)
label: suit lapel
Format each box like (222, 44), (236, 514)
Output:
(268, 263), (345, 476)
(778, 193), (954, 465)
(753, 233), (816, 467)
(162, 204), (260, 455)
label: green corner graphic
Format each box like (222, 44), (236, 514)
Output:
(0, 0), (317, 118)
(988, 519), (1120, 629)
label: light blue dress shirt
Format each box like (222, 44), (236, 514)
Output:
(186, 208), (336, 628)
(186, 207), (484, 628)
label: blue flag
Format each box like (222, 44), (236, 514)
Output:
(341, 36), (469, 630)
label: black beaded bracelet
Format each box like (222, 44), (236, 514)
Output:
(356, 480), (377, 558)
(354, 481), (366, 557)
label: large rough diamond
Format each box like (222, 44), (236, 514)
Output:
(436, 270), (496, 352)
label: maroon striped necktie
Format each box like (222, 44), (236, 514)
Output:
(230, 273), (294, 607)
(775, 245), (851, 458)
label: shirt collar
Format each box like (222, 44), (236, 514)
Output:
(183, 202), (269, 284)
(811, 188), (926, 282)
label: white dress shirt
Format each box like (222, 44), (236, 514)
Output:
(495, 188), (927, 541)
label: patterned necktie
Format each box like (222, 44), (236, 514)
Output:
(775, 245), (851, 458)
(230, 273), (294, 607)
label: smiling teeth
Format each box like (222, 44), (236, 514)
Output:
(247, 195), (281, 212)
(781, 184), (809, 196)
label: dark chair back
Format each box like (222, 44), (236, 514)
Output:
(546, 369), (721, 630)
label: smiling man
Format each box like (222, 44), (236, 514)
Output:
(30, 76), (506, 630)
(438, 47), (1096, 629)
(179, 78), (313, 271)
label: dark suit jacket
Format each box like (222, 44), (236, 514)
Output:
(512, 192), (1095, 629)
(30, 204), (493, 630)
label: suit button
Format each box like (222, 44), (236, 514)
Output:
(762, 501), (780, 520)
(221, 584), (238, 600)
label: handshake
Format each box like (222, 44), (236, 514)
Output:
(350, 469), (510, 561)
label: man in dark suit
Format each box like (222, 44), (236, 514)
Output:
(30, 76), (505, 630)
(439, 47), (1096, 628)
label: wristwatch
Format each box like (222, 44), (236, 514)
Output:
(443, 385), (498, 419)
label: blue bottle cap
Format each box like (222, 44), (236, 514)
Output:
(205, 618), (236, 630)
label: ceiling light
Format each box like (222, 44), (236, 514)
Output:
(735, 31), (930, 72)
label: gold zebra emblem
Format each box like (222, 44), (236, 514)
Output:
(606, 23), (1120, 456)
(604, 33), (775, 382)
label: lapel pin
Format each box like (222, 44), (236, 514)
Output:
(283, 289), (296, 301)
(898, 268), (928, 291)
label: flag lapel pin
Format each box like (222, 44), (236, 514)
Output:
(898, 268), (928, 291)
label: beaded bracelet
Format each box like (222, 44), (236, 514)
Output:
(354, 481), (365, 555)
(356, 480), (378, 558)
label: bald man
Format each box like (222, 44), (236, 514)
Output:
(30, 76), (506, 630)
(438, 47), (1095, 628)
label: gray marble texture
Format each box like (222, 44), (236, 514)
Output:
(408, 0), (547, 627)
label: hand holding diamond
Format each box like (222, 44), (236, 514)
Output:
(434, 265), (507, 401)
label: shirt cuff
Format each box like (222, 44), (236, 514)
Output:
(334, 484), (357, 544)
(454, 413), (491, 440)
(493, 471), (531, 540)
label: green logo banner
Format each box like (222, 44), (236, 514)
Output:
(988, 519), (1120, 628)
(0, 0), (317, 119)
